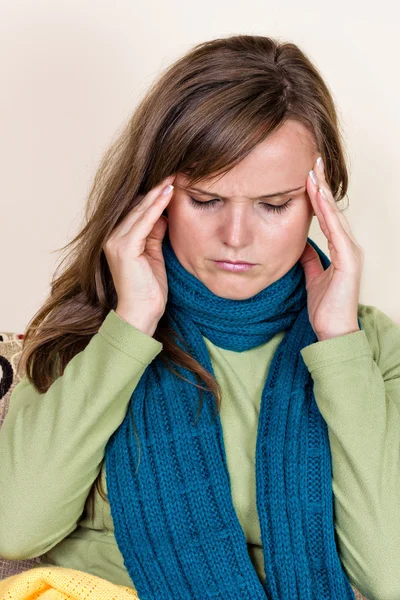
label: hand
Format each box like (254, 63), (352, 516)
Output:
(102, 174), (176, 326)
(299, 156), (365, 342)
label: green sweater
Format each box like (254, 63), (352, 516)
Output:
(0, 304), (399, 600)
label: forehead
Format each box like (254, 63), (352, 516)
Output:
(175, 120), (319, 195)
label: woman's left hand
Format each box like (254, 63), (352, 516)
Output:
(299, 156), (365, 342)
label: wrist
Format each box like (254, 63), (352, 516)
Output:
(115, 307), (160, 337)
(317, 326), (360, 342)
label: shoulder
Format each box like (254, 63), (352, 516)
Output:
(357, 303), (400, 377)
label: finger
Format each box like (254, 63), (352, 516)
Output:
(308, 166), (356, 244)
(134, 176), (175, 216)
(317, 187), (354, 256)
(119, 186), (174, 240)
(307, 172), (330, 238)
(318, 188), (365, 273)
(314, 159), (358, 242)
(113, 176), (175, 238)
(317, 183), (360, 247)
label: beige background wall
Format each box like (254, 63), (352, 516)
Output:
(1, 0), (399, 333)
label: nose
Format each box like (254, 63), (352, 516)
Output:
(218, 203), (255, 248)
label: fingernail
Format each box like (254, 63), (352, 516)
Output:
(163, 184), (174, 195)
(309, 169), (318, 186)
(317, 157), (324, 172)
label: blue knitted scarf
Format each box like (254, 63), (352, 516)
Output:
(105, 231), (362, 599)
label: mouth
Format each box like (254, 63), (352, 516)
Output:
(214, 260), (256, 266)
(213, 260), (256, 272)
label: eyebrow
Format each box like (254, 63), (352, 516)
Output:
(177, 184), (306, 200)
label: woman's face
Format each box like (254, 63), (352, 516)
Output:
(165, 120), (319, 300)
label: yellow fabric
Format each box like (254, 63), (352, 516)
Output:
(0, 566), (139, 600)
(0, 566), (369, 600)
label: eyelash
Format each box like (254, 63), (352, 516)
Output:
(188, 196), (293, 214)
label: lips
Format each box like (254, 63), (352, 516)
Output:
(215, 260), (255, 265)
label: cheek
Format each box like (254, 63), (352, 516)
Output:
(278, 209), (312, 247)
(277, 203), (312, 230)
(258, 211), (297, 233)
(259, 208), (310, 244)
(167, 203), (206, 245)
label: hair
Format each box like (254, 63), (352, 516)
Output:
(18, 34), (349, 523)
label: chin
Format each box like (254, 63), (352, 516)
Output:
(203, 277), (267, 300)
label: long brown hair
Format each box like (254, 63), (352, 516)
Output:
(18, 34), (349, 522)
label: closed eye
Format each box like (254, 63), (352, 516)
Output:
(188, 196), (293, 214)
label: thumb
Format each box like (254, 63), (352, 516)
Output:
(145, 215), (168, 252)
(299, 241), (324, 285)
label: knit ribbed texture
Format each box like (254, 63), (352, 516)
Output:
(105, 231), (362, 599)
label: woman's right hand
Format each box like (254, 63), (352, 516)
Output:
(102, 175), (176, 332)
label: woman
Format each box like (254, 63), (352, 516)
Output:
(0, 34), (399, 600)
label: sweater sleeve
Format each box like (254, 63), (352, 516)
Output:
(0, 309), (163, 560)
(299, 304), (400, 600)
